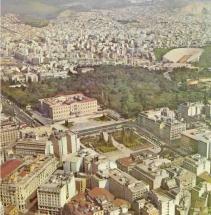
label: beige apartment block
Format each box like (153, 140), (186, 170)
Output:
(0, 155), (58, 213)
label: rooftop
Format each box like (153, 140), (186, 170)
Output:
(182, 129), (211, 143)
(134, 157), (171, 178)
(1, 155), (56, 184)
(39, 170), (74, 192)
(109, 168), (147, 191)
(184, 154), (208, 165)
(88, 187), (114, 202)
(140, 107), (181, 125)
(117, 156), (136, 167)
(198, 172), (211, 184)
(153, 188), (174, 202)
(40, 93), (96, 107)
(0, 159), (22, 179)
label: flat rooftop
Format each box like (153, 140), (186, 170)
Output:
(1, 155), (56, 184)
(39, 170), (74, 191)
(184, 154), (208, 165)
(140, 107), (181, 125)
(153, 188), (174, 202)
(40, 93), (96, 107)
(0, 159), (22, 180)
(109, 168), (147, 191)
(182, 129), (211, 143)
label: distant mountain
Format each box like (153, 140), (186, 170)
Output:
(1, 0), (131, 18)
(2, 0), (210, 19)
(180, 1), (211, 15)
(1, 0), (61, 18)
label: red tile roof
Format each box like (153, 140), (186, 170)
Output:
(117, 156), (135, 167)
(112, 198), (130, 208)
(88, 187), (114, 201)
(0, 159), (22, 179)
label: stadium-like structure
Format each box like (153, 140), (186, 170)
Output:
(163, 48), (203, 63)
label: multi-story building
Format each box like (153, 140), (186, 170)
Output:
(37, 170), (76, 215)
(39, 93), (98, 121)
(190, 182), (211, 213)
(50, 130), (80, 160)
(4, 205), (19, 215)
(15, 137), (50, 155)
(0, 202), (4, 215)
(178, 102), (204, 119)
(1, 118), (20, 146)
(62, 193), (104, 215)
(90, 172), (109, 190)
(205, 104), (211, 118)
(138, 108), (186, 144)
(197, 131), (211, 160)
(149, 190), (175, 215)
(109, 169), (149, 203)
(130, 157), (170, 189)
(0, 155), (58, 212)
(166, 166), (196, 190)
(183, 154), (210, 176)
(132, 199), (159, 215)
(116, 156), (136, 173)
(75, 177), (87, 193)
(182, 129), (211, 159)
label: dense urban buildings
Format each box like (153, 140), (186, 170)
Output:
(1, 0), (211, 214)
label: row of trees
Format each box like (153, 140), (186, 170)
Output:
(2, 65), (211, 117)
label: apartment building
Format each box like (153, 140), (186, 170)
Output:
(166, 166), (196, 190)
(138, 108), (186, 144)
(109, 169), (149, 203)
(130, 157), (170, 189)
(182, 129), (211, 159)
(39, 93), (98, 121)
(132, 199), (159, 215)
(50, 130), (80, 160)
(183, 154), (210, 176)
(0, 155), (58, 212)
(178, 102), (204, 119)
(37, 170), (76, 215)
(75, 177), (87, 193)
(1, 119), (20, 146)
(15, 137), (50, 155)
(149, 190), (175, 215)
(0, 202), (4, 215)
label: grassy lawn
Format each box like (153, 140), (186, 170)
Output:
(113, 128), (150, 150)
(154, 48), (172, 61)
(93, 115), (111, 122)
(198, 45), (211, 68)
(97, 145), (117, 153)
(80, 135), (116, 153)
